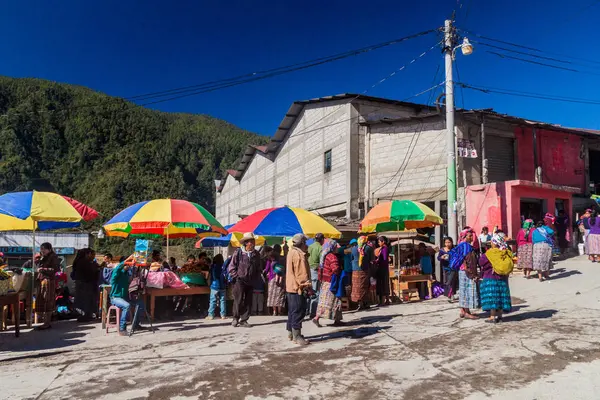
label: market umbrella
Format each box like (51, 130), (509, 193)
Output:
(358, 200), (442, 233)
(227, 206), (341, 239)
(358, 200), (442, 270)
(0, 191), (99, 322)
(103, 199), (227, 257)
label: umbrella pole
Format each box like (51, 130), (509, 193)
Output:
(31, 222), (36, 326)
(166, 231), (169, 259)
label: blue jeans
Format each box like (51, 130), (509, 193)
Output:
(110, 297), (144, 331)
(306, 269), (320, 318)
(208, 289), (226, 317)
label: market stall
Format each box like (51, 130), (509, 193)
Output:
(359, 200), (442, 303)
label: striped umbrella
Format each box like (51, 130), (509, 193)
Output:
(358, 200), (442, 233)
(104, 199), (227, 238)
(227, 206), (341, 238)
(0, 191), (98, 312)
(103, 199), (227, 257)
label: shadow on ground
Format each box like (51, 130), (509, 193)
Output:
(305, 325), (391, 343)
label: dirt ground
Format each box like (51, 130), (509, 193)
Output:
(2, 255), (600, 400)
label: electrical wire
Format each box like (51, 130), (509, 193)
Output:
(457, 82), (600, 105)
(486, 51), (600, 76)
(286, 40), (443, 139)
(371, 59), (443, 199)
(1, 29), (438, 118)
(460, 29), (600, 67)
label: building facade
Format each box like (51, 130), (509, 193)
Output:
(216, 94), (599, 243)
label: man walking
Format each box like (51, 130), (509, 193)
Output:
(228, 232), (261, 328)
(286, 233), (312, 345)
(306, 233), (324, 318)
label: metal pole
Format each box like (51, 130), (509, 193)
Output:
(31, 223), (36, 326)
(444, 19), (458, 242)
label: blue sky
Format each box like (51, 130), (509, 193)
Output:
(1, 0), (599, 134)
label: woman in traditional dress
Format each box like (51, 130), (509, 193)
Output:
(438, 237), (457, 302)
(479, 233), (513, 323)
(449, 228), (479, 319)
(313, 240), (343, 327)
(532, 220), (554, 281)
(586, 210), (600, 263)
(35, 242), (61, 329)
(516, 219), (534, 279)
(375, 236), (391, 306)
(265, 244), (286, 316)
(351, 236), (372, 310)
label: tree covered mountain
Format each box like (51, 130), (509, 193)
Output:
(0, 76), (266, 230)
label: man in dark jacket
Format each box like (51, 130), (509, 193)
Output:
(228, 232), (261, 328)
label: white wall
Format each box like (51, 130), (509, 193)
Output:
(216, 101), (353, 225)
(369, 120), (447, 203)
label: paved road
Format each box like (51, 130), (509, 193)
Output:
(1, 255), (599, 400)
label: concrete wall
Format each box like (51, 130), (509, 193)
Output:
(216, 101), (353, 225)
(369, 119), (447, 203)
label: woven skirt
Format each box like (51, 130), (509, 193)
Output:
(35, 278), (57, 314)
(532, 242), (553, 271)
(458, 270), (479, 309)
(351, 270), (369, 302)
(518, 243), (533, 270)
(587, 233), (600, 255)
(316, 281), (342, 321)
(480, 279), (512, 312)
(267, 279), (286, 308)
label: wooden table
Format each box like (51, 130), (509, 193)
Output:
(391, 274), (434, 300)
(146, 286), (210, 320)
(0, 292), (20, 337)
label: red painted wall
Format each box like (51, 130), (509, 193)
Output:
(516, 128), (585, 192)
(466, 181), (573, 239)
(516, 128), (535, 181)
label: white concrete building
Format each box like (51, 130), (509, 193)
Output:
(215, 94), (442, 229)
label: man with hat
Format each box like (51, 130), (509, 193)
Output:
(228, 232), (262, 327)
(286, 233), (312, 345)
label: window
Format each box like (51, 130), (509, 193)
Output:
(324, 150), (332, 173)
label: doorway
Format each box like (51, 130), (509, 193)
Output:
(520, 198), (547, 224)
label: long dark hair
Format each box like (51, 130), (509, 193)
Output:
(269, 244), (281, 262)
(591, 211), (598, 227)
(40, 242), (53, 252)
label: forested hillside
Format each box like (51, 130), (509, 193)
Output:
(0, 77), (266, 229)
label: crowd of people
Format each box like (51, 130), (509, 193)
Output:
(10, 208), (591, 340)
(224, 232), (393, 345)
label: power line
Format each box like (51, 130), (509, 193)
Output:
(129, 29), (437, 102)
(486, 51), (600, 76)
(286, 40), (443, 139)
(1, 29), (438, 119)
(473, 41), (573, 65)
(372, 59), (443, 199)
(460, 29), (600, 67)
(457, 82), (600, 105)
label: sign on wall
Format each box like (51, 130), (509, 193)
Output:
(0, 246), (75, 255)
(457, 139), (478, 158)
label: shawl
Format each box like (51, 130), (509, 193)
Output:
(522, 219), (534, 241)
(319, 240), (339, 268)
(485, 248), (514, 276)
(448, 242), (474, 271)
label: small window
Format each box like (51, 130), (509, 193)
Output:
(324, 150), (332, 173)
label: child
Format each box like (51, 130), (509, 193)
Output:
(207, 254), (227, 320)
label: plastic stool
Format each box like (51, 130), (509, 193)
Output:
(106, 305), (121, 334)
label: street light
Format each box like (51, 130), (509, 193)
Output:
(461, 38), (473, 56)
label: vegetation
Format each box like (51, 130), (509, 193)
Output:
(0, 76), (266, 255)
